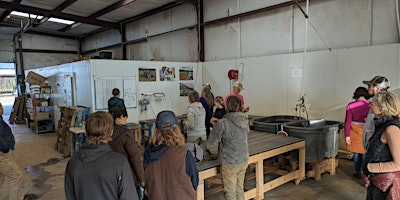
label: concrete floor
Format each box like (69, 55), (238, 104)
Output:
(2, 96), (367, 200)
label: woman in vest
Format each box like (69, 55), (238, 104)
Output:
(362, 91), (400, 199)
(144, 110), (199, 200)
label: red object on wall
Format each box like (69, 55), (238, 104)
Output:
(228, 70), (239, 80)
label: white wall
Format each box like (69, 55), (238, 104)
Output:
(124, 3), (198, 61)
(28, 60), (92, 125)
(126, 28), (198, 61)
(203, 0), (399, 61)
(29, 59), (201, 126)
(82, 29), (121, 53)
(0, 40), (14, 63)
(85, 0), (400, 62)
(90, 59), (201, 123)
(2, 0), (398, 67)
(21, 34), (79, 70)
(202, 43), (400, 122)
(23, 53), (77, 70)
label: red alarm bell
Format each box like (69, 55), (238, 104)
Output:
(228, 69), (239, 80)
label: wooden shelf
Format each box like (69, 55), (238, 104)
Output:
(27, 87), (54, 134)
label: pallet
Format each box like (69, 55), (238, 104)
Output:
(8, 94), (28, 124)
(8, 96), (20, 124)
(16, 94), (26, 121)
(306, 157), (338, 181)
(56, 107), (78, 157)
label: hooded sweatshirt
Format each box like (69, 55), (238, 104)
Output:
(209, 112), (249, 165)
(64, 143), (138, 200)
(184, 102), (206, 139)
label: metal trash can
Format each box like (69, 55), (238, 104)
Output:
(283, 120), (343, 162)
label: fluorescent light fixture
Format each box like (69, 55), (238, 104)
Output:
(11, 11), (43, 19)
(48, 17), (75, 25)
(10, 11), (75, 25)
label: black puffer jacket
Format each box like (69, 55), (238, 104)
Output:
(0, 116), (15, 153)
(108, 97), (126, 112)
(362, 116), (399, 175)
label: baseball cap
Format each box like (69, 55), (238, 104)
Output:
(155, 110), (178, 131)
(233, 81), (244, 90)
(363, 76), (390, 89)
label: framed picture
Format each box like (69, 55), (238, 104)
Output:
(160, 66), (175, 81)
(139, 68), (156, 82)
(179, 66), (193, 80)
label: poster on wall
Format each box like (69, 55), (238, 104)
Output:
(179, 66), (193, 80)
(139, 68), (156, 82)
(160, 66), (175, 81)
(180, 82), (194, 96)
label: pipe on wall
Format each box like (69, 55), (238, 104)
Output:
(203, 0), (306, 26)
(396, 0), (400, 41)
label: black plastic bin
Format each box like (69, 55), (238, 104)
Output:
(252, 115), (304, 134)
(283, 120), (342, 163)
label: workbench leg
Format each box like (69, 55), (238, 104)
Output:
(296, 146), (306, 184)
(329, 157), (337, 175)
(315, 163), (321, 181)
(197, 178), (205, 200)
(255, 160), (264, 200)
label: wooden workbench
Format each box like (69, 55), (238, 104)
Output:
(196, 131), (305, 200)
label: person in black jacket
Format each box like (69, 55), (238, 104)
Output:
(108, 88), (127, 113)
(0, 102), (27, 200)
(213, 96), (226, 119)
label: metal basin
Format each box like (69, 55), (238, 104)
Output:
(283, 120), (343, 162)
(252, 115), (304, 134)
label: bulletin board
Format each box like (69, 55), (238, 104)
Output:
(94, 77), (137, 110)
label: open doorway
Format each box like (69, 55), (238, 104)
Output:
(0, 62), (17, 118)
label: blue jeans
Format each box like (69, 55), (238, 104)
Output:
(353, 153), (365, 174)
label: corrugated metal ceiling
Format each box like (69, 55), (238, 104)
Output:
(0, 0), (196, 38)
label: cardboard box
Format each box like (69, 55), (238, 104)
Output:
(26, 71), (47, 85)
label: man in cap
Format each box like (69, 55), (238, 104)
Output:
(225, 81), (250, 112)
(362, 76), (390, 150)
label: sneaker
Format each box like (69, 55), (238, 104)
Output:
(353, 172), (362, 179)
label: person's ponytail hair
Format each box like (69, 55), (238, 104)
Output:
(226, 96), (242, 113)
